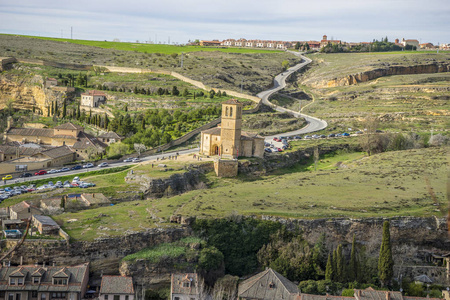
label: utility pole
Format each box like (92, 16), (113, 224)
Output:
(180, 52), (184, 68)
(71, 27), (73, 39)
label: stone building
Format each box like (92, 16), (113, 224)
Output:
(99, 275), (135, 300)
(98, 131), (125, 144)
(170, 273), (201, 300)
(9, 201), (42, 221)
(200, 99), (264, 159)
(32, 215), (60, 235)
(0, 263), (89, 300)
(81, 90), (106, 108)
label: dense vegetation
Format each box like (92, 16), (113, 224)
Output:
(320, 38), (409, 53)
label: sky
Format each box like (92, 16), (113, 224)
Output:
(0, 0), (449, 45)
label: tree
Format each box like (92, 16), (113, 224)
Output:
(325, 254), (334, 280)
(172, 85), (180, 96)
(378, 220), (394, 287)
(349, 234), (358, 282)
(199, 246), (224, 271)
(336, 244), (344, 282)
(182, 88), (189, 97)
(62, 99), (67, 118)
(282, 60), (290, 70)
(359, 116), (387, 156)
(295, 42), (301, 50)
(107, 142), (128, 157)
(134, 143), (146, 156)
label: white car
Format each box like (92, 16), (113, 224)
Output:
(98, 162), (109, 168)
(83, 163), (94, 168)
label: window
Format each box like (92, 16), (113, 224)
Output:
(8, 294), (13, 300)
(32, 291), (38, 298)
(16, 294), (21, 300)
(9, 278), (15, 285)
(183, 282), (190, 287)
(114, 296), (120, 300)
(125, 296), (129, 300)
(225, 107), (228, 116)
(230, 107), (233, 117)
(175, 298), (180, 300)
(105, 296), (108, 300)
(18, 277), (24, 285)
(33, 277), (40, 284)
(41, 294), (46, 300)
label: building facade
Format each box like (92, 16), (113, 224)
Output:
(0, 263), (89, 300)
(99, 276), (135, 300)
(170, 273), (200, 300)
(200, 99), (264, 159)
(81, 90), (106, 108)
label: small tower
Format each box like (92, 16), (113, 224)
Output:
(322, 35), (327, 41)
(220, 99), (242, 158)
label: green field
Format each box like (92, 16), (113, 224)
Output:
(53, 146), (448, 241)
(13, 34), (282, 55)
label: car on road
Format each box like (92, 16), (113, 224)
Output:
(60, 167), (70, 172)
(98, 162), (109, 168)
(277, 148), (283, 152)
(123, 158), (133, 163)
(132, 158), (141, 162)
(304, 135), (312, 139)
(47, 169), (59, 174)
(342, 132), (350, 137)
(264, 148), (272, 153)
(71, 165), (82, 170)
(328, 133), (336, 138)
(19, 173), (33, 178)
(83, 163), (94, 168)
(294, 136), (302, 140)
(319, 135), (326, 139)
(2, 175), (13, 181)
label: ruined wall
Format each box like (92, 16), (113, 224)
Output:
(214, 159), (238, 177)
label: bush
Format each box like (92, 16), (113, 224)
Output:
(199, 246), (224, 271)
(107, 154), (123, 160)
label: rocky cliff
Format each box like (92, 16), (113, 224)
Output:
(0, 74), (73, 115)
(311, 63), (450, 88)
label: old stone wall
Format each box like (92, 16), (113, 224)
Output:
(214, 159), (238, 177)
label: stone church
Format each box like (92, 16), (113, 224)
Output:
(200, 99), (264, 158)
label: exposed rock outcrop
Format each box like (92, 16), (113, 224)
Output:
(311, 63), (450, 88)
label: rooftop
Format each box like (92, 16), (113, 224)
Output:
(100, 276), (134, 294)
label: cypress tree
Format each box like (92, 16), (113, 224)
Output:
(62, 100), (67, 118)
(54, 101), (58, 116)
(325, 254), (334, 281)
(378, 221), (394, 287)
(336, 244), (344, 282)
(349, 234), (358, 282)
(332, 249), (338, 281)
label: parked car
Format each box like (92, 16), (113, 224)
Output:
(356, 131), (363, 134)
(319, 135), (326, 139)
(277, 148), (283, 152)
(47, 169), (58, 174)
(83, 163), (94, 168)
(98, 162), (109, 168)
(34, 170), (47, 175)
(273, 137), (279, 141)
(342, 132), (350, 136)
(132, 158), (141, 162)
(2, 175), (13, 181)
(71, 165), (82, 170)
(304, 135), (312, 139)
(328, 133), (336, 138)
(123, 158), (133, 163)
(72, 176), (80, 183)
(264, 148), (272, 153)
(60, 167), (70, 172)
(19, 173), (33, 178)
(294, 136), (302, 139)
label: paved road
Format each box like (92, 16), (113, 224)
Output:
(1, 51), (326, 185)
(257, 51), (328, 142)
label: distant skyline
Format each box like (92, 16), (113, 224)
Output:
(1, 0), (449, 45)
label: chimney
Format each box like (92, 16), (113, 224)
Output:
(3, 261), (6, 267)
(35, 262), (38, 266)
(6, 116), (13, 131)
(20, 256), (23, 265)
(43, 261), (45, 267)
(386, 292), (390, 300)
(52, 261), (56, 267)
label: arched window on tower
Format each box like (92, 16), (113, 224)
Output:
(225, 106), (228, 116)
(230, 107), (233, 117)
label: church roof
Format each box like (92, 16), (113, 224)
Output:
(54, 122), (84, 130)
(241, 131), (264, 140)
(223, 99), (241, 105)
(202, 127), (221, 135)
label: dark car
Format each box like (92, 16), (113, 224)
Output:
(20, 173), (33, 178)
(71, 165), (82, 170)
(328, 133), (336, 138)
(294, 136), (302, 139)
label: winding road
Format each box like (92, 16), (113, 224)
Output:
(1, 51), (327, 185)
(257, 51), (327, 142)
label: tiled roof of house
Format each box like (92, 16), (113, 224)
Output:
(98, 132), (124, 139)
(81, 90), (106, 96)
(37, 146), (74, 159)
(238, 268), (300, 300)
(100, 276), (134, 294)
(171, 273), (199, 296)
(72, 132), (107, 150)
(54, 122), (84, 130)
(301, 294), (353, 300)
(33, 215), (59, 227)
(355, 288), (403, 300)
(6, 127), (54, 137)
(0, 144), (43, 156)
(81, 193), (110, 206)
(202, 127), (221, 135)
(0, 263), (89, 292)
(10, 201), (31, 213)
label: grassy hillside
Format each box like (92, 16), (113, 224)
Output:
(0, 34), (297, 94)
(52, 146), (448, 241)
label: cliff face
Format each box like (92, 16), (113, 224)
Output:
(0, 75), (70, 115)
(311, 63), (450, 88)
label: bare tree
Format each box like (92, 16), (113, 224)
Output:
(359, 116), (389, 156)
(134, 143), (146, 157)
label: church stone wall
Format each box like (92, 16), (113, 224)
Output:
(214, 159), (238, 177)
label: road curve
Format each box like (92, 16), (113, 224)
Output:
(257, 51), (327, 141)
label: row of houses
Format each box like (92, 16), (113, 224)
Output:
(200, 35), (443, 50)
(0, 262), (135, 300)
(0, 120), (124, 175)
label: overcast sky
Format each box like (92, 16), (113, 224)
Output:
(1, 0), (448, 45)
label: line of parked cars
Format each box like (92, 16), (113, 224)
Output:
(0, 176), (96, 202)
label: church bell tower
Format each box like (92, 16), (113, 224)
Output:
(220, 99), (242, 158)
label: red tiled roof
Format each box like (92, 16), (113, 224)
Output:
(54, 122), (84, 130)
(100, 276), (134, 294)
